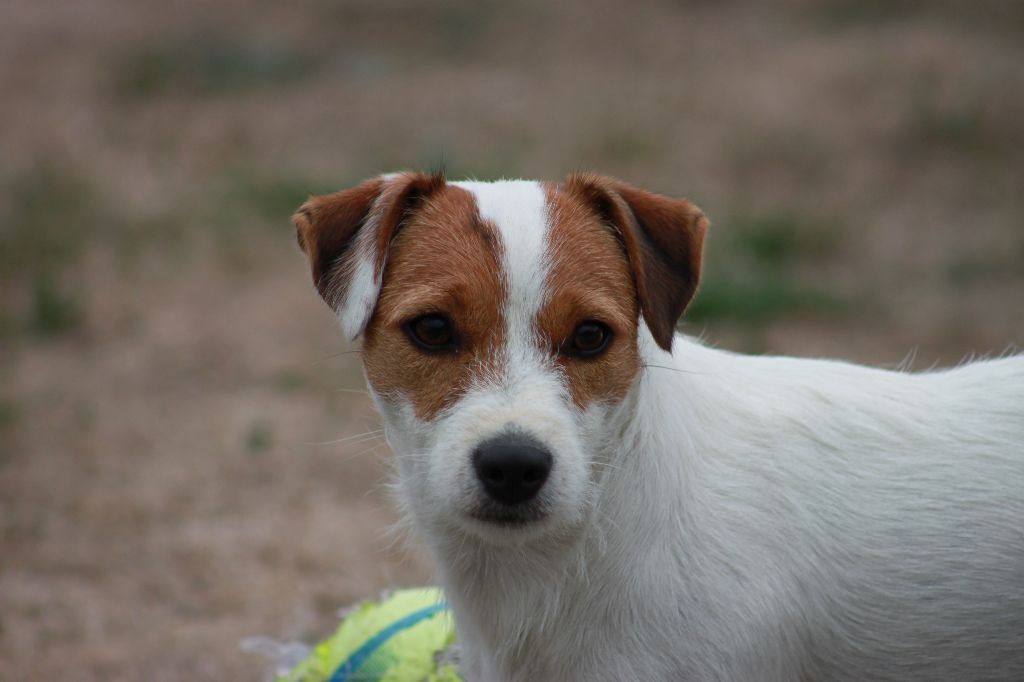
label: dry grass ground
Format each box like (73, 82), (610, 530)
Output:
(1, 1), (1022, 679)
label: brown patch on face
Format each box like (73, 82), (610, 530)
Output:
(362, 185), (506, 421)
(563, 173), (708, 351)
(540, 184), (642, 410)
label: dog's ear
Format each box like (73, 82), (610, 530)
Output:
(293, 172), (445, 340)
(564, 173), (708, 352)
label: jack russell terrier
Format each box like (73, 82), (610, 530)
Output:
(293, 172), (1024, 681)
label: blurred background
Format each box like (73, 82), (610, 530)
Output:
(1, 0), (1022, 679)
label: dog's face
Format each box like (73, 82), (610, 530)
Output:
(294, 173), (706, 544)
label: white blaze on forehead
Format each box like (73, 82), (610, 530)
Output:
(452, 180), (552, 372)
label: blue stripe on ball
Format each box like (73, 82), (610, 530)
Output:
(328, 602), (449, 682)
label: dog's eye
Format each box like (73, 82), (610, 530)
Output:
(405, 314), (456, 352)
(567, 321), (611, 358)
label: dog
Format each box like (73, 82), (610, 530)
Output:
(293, 172), (1024, 681)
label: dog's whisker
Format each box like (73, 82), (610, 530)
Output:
(590, 460), (624, 473)
(641, 363), (703, 375)
(334, 387), (371, 395)
(314, 349), (365, 363)
(344, 441), (390, 460)
(306, 429), (385, 446)
(591, 501), (625, 538)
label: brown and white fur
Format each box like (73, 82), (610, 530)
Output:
(293, 172), (1024, 681)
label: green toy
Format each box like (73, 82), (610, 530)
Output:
(276, 588), (462, 682)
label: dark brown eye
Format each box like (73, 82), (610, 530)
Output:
(405, 314), (456, 352)
(567, 321), (611, 358)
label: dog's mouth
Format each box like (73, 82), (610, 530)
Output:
(468, 500), (549, 527)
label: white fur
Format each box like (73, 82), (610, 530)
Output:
(362, 180), (1024, 681)
(331, 174), (413, 340)
(452, 180), (552, 391)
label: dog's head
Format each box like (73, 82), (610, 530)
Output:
(294, 173), (707, 543)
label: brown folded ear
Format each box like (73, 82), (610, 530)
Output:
(564, 173), (708, 352)
(292, 171), (445, 339)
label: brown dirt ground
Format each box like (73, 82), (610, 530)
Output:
(1, 1), (1022, 679)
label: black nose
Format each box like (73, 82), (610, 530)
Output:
(472, 435), (553, 506)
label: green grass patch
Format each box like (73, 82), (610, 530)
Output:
(729, 211), (839, 266)
(589, 129), (661, 166)
(245, 420), (274, 455)
(909, 98), (988, 154)
(945, 245), (1024, 287)
(272, 369), (309, 393)
(436, 2), (496, 57)
(726, 129), (830, 189)
(813, 0), (916, 27)
(688, 276), (844, 324)
(812, 1), (1024, 33)
(898, 71), (1009, 158)
(29, 275), (83, 337)
(116, 36), (319, 99)
(1, 166), (106, 338)
(0, 166), (101, 279)
(686, 209), (849, 326)
(214, 173), (340, 226)
(200, 171), (345, 271)
(0, 305), (17, 340)
(0, 398), (19, 431)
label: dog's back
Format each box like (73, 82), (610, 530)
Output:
(661, 344), (1024, 681)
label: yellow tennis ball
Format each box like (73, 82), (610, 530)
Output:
(277, 588), (461, 682)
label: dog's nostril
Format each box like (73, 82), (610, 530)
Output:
(472, 434), (553, 506)
(481, 463), (506, 486)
